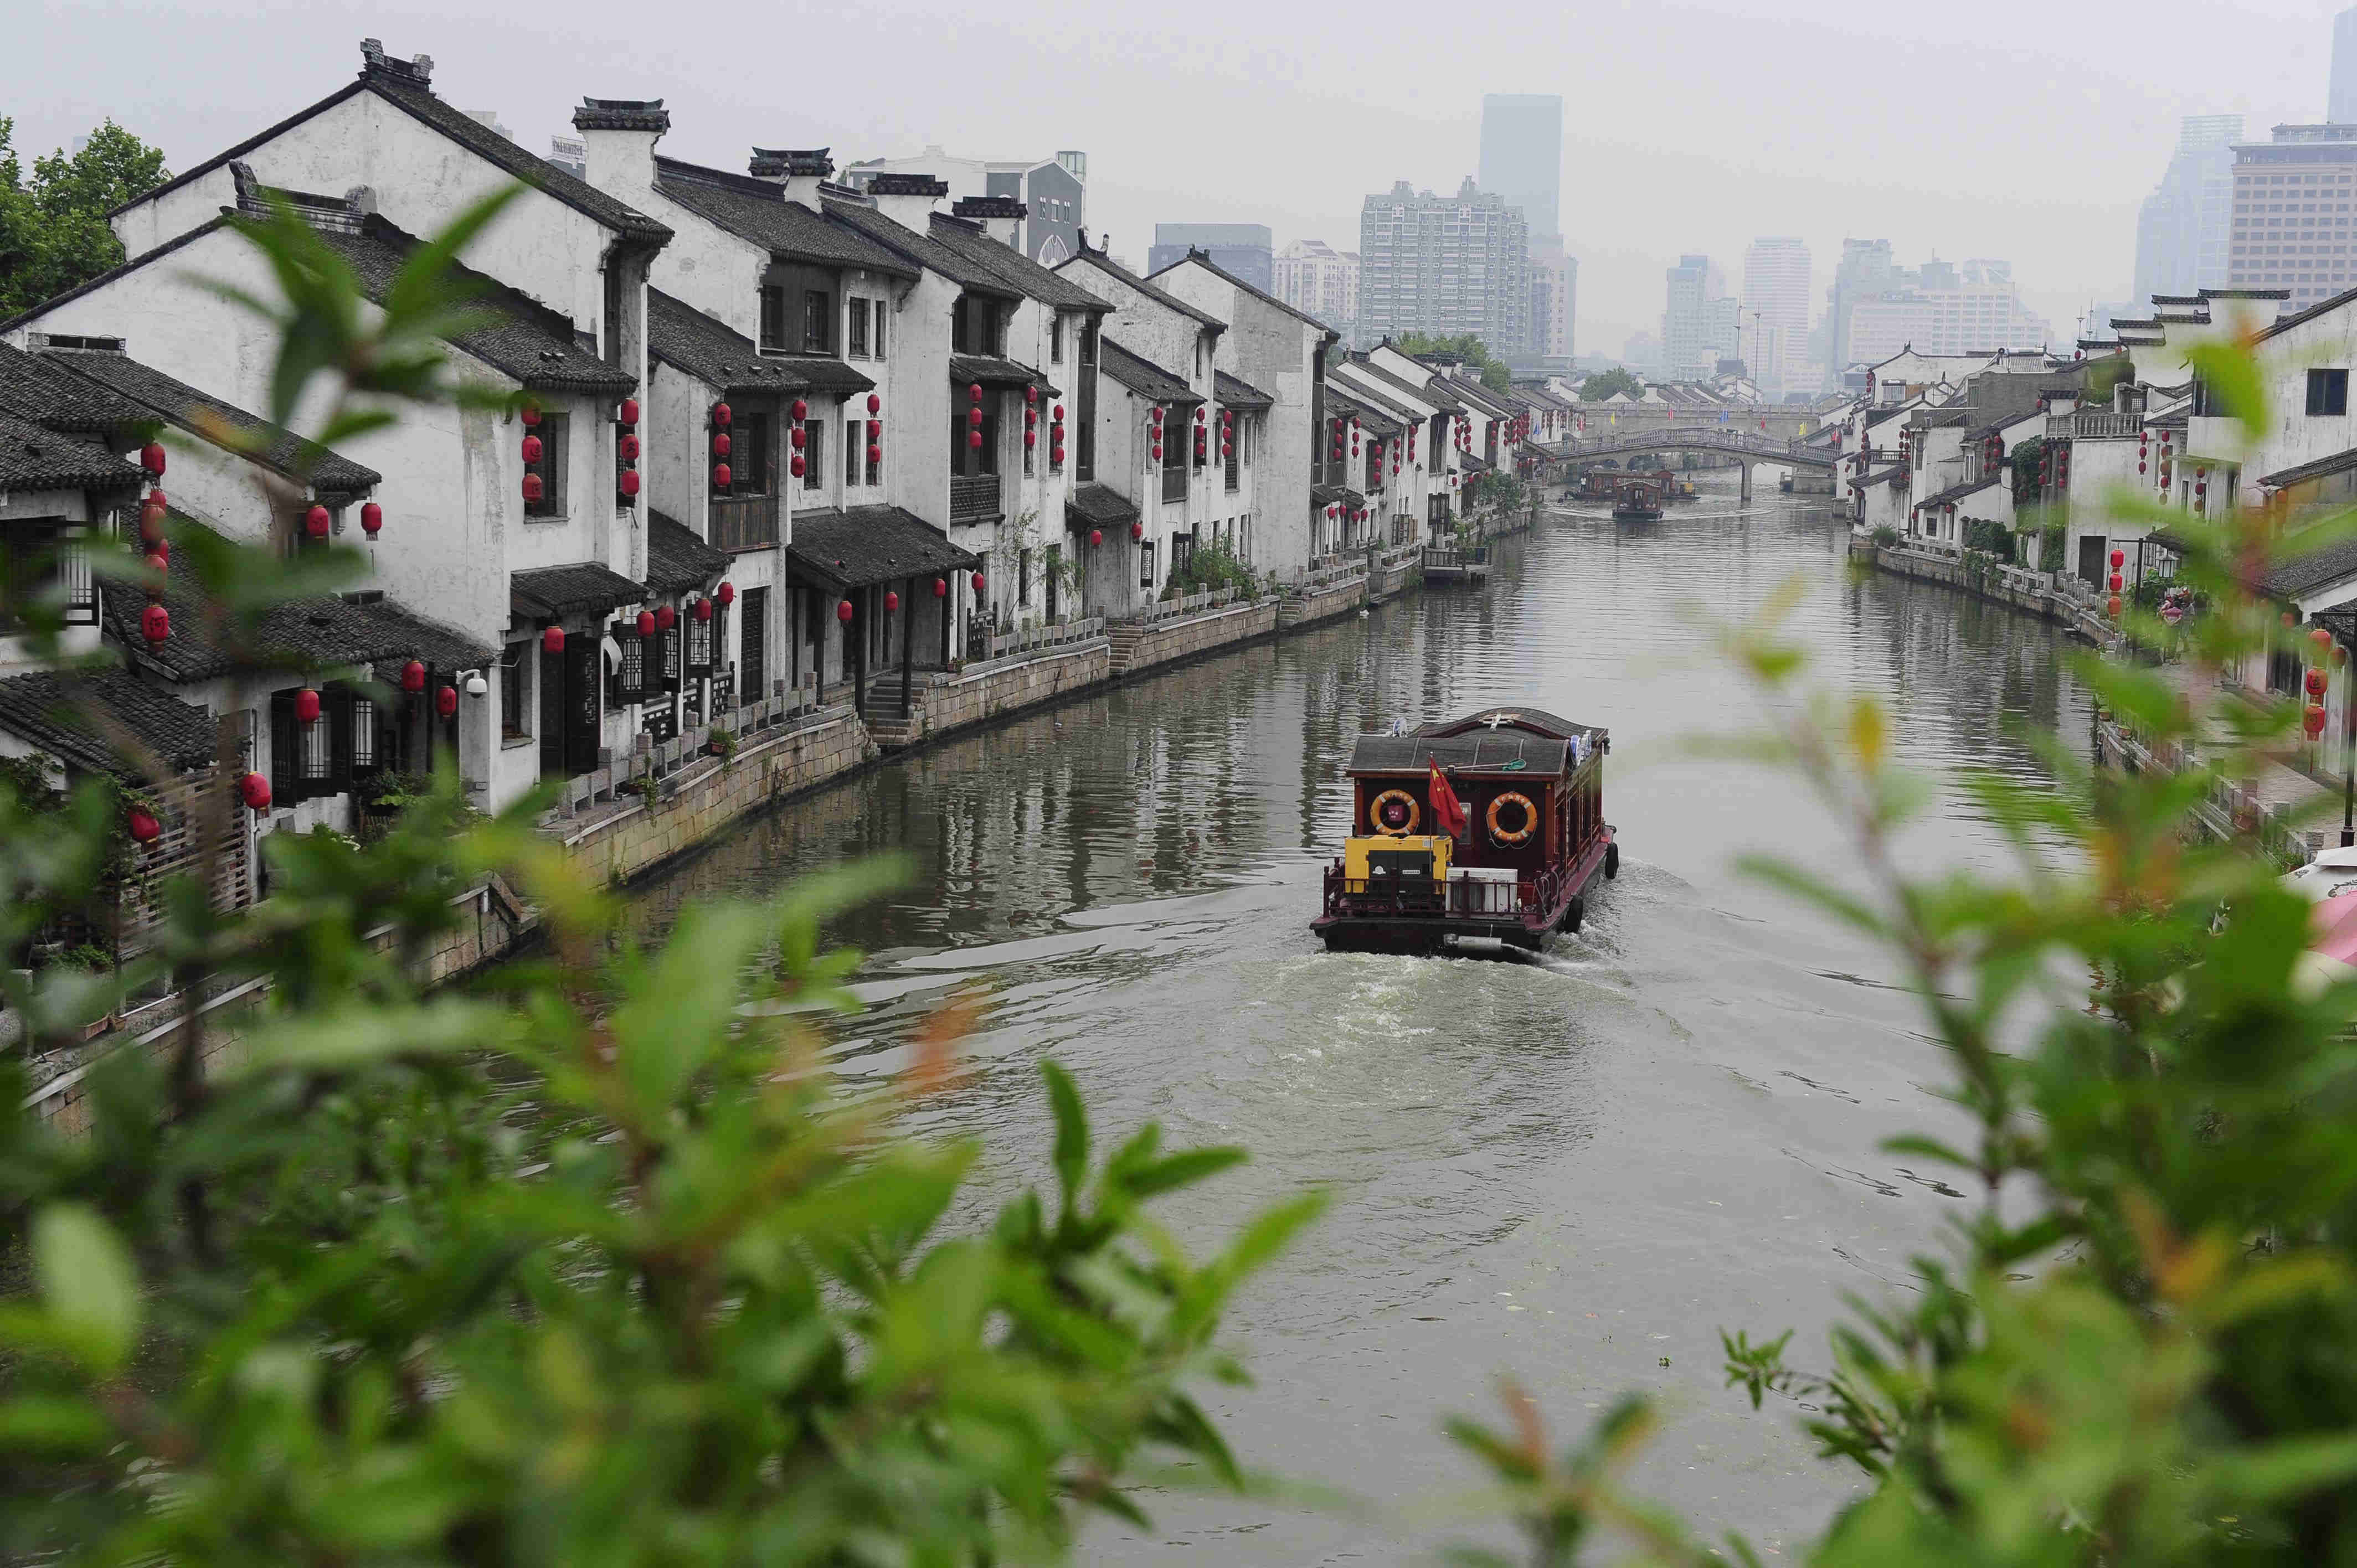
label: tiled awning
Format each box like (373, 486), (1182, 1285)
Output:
(786, 505), (977, 591)
(1065, 483), (1139, 532)
(510, 561), (646, 620)
(950, 354), (1059, 398)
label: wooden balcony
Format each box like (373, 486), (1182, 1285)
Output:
(708, 494), (779, 553)
(950, 473), (1001, 522)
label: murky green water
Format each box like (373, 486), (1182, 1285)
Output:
(619, 479), (2094, 1560)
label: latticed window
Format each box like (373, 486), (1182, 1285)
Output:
(619, 631), (646, 702)
(687, 613), (713, 673)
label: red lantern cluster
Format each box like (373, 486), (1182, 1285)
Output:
(521, 404), (547, 506)
(617, 396), (641, 507)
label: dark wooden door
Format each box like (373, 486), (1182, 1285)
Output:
(565, 638), (600, 775)
(538, 647), (565, 780)
(741, 587), (768, 699)
(2078, 535), (2106, 587)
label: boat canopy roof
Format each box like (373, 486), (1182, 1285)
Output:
(1416, 707), (1604, 746)
(1347, 733), (1571, 777)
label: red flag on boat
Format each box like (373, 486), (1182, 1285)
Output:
(1429, 762), (1469, 839)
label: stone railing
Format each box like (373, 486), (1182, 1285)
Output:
(1286, 558), (1368, 595)
(548, 688), (833, 821)
(980, 614), (1105, 662)
(1127, 586), (1244, 626)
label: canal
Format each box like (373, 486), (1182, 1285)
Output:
(619, 481), (2096, 1560)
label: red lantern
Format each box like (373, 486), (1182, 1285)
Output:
(295, 687), (321, 725)
(1152, 408), (1164, 427)
(790, 426), (807, 450)
(2109, 549), (2124, 569)
(1222, 442), (1232, 457)
(886, 590), (901, 612)
(620, 398), (640, 426)
(969, 382), (984, 403)
(656, 604), (676, 631)
(1052, 404), (1064, 420)
(143, 550), (168, 579)
(637, 610), (656, 637)
(791, 399), (809, 421)
(714, 463), (732, 488)
(969, 430), (983, 450)
(1089, 529), (1103, 546)
(867, 419), (881, 440)
(972, 571), (986, 591)
(837, 598), (853, 622)
(620, 470), (641, 497)
(1025, 431), (1037, 449)
(361, 501), (383, 535)
(402, 659), (426, 693)
(2109, 572), (2123, 593)
(2108, 595), (2124, 618)
(141, 603), (169, 646)
(868, 444), (883, 465)
(543, 625), (565, 654)
(790, 455), (806, 478)
(435, 684), (459, 718)
(2308, 668), (2329, 697)
(619, 433), (642, 459)
(2316, 627), (2337, 653)
(2309, 705), (2330, 738)
(521, 405), (541, 427)
(1025, 407), (1038, 426)
(1026, 385), (1038, 404)
(523, 473), (544, 503)
(1131, 522), (1144, 540)
(1151, 443), (1163, 460)
(140, 441), (166, 476)
(694, 597), (713, 622)
(522, 434), (543, 463)
(867, 394), (881, 415)
(240, 772), (272, 812)
(305, 504), (331, 539)
(717, 581), (735, 606)
(934, 577), (948, 597)
(713, 432), (732, 457)
(968, 406), (984, 427)
(127, 806), (160, 845)
(713, 401), (733, 426)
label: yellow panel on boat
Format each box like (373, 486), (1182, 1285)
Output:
(1341, 834), (1452, 882)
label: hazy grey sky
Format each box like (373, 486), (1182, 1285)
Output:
(12, 0), (2340, 359)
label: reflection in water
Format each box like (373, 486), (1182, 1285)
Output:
(619, 487), (2092, 1559)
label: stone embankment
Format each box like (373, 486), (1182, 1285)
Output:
(1849, 533), (2122, 648)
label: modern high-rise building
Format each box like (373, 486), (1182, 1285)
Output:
(1844, 259), (2050, 363)
(1825, 238), (1903, 380)
(843, 147), (1087, 264)
(1528, 236), (1574, 361)
(1741, 236), (1812, 393)
(2227, 122), (2357, 313)
(2132, 115), (2242, 308)
(1274, 239), (1361, 340)
(1146, 223), (1274, 290)
(1662, 254), (1741, 380)
(2333, 8), (2357, 123)
(1357, 178), (1532, 354)
(1478, 95), (1563, 244)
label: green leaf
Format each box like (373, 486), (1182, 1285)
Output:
(33, 1204), (138, 1371)
(1041, 1058), (1089, 1211)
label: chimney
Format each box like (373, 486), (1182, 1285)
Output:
(865, 172), (948, 233)
(571, 99), (670, 206)
(750, 147), (833, 212)
(951, 194), (1026, 249)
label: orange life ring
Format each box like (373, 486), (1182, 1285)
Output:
(1369, 788), (1421, 836)
(1486, 791), (1537, 846)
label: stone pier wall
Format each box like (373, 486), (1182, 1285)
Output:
(915, 640), (1113, 740)
(1114, 600), (1282, 678)
(1280, 574), (1368, 630)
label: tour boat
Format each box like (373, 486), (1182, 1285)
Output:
(1313, 707), (1617, 956)
(1612, 478), (1664, 521)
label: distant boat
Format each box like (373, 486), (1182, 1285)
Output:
(1612, 478), (1664, 521)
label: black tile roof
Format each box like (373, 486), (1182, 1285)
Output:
(924, 215), (1108, 312)
(1057, 247), (1225, 332)
(104, 514), (493, 680)
(0, 341), (144, 432)
(644, 510), (729, 595)
(1098, 339), (1199, 404)
(646, 287), (872, 396)
(1064, 483), (1139, 530)
(1334, 367), (1428, 425)
(2261, 446), (2357, 491)
(950, 354), (1057, 396)
(786, 504), (977, 590)
(40, 349), (380, 497)
(510, 561), (647, 619)
(1311, 483), (1365, 509)
(312, 217), (635, 394)
(655, 159), (916, 277)
(109, 73), (671, 244)
(1347, 732), (1570, 776)
(1921, 475), (2000, 508)
(2261, 283), (2357, 342)
(1214, 369), (1273, 411)
(0, 668), (219, 782)
(2263, 529), (2357, 599)
(820, 199), (1016, 296)
(1449, 377), (1514, 419)
(0, 412), (139, 491)
(1145, 250), (1335, 337)
(1322, 385), (1403, 439)
(1417, 706), (1598, 742)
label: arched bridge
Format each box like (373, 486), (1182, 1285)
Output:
(1540, 427), (1840, 470)
(1534, 427), (1840, 503)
